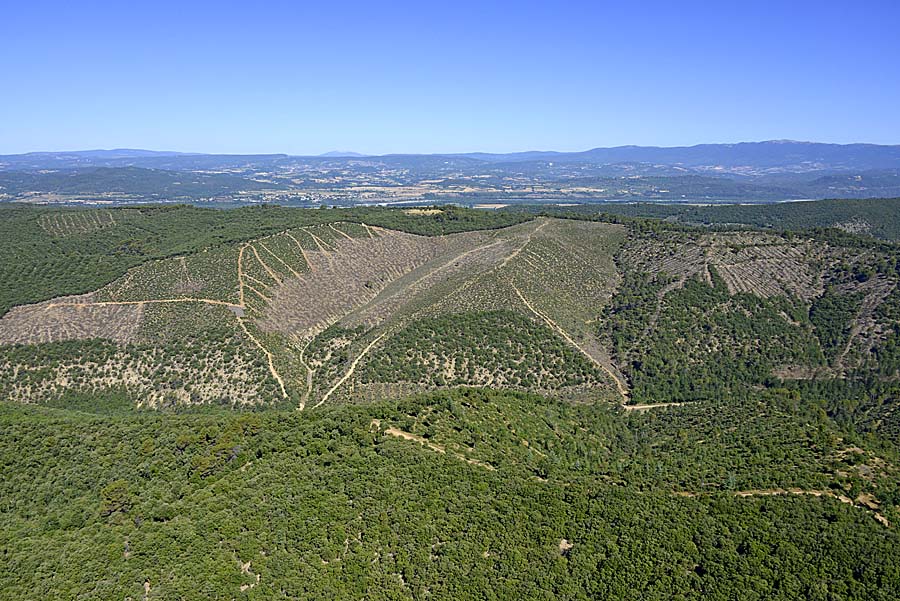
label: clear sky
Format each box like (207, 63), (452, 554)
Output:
(1, 0), (898, 154)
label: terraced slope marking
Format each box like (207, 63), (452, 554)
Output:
(0, 297), (145, 345)
(260, 242), (303, 278)
(39, 210), (119, 236)
(620, 232), (824, 300)
(249, 246), (283, 283)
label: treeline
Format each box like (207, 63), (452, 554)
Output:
(514, 197), (900, 241)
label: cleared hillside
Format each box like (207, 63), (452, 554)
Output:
(2, 204), (900, 599)
(0, 217), (627, 408)
(2, 207), (898, 417)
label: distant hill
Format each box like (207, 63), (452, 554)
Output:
(0, 166), (286, 200)
(0, 151), (290, 171)
(457, 141), (900, 172)
(2, 141), (899, 173)
(318, 151), (369, 158)
(3, 142), (900, 205)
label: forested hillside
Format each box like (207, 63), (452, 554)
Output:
(1, 202), (899, 598)
(526, 197), (900, 241)
(2, 389), (899, 599)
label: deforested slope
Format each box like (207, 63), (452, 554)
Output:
(0, 214), (628, 409)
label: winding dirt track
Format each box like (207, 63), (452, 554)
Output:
(511, 283), (630, 401)
(329, 223), (354, 240)
(498, 219), (548, 269)
(237, 244), (248, 306)
(674, 488), (891, 527)
(250, 246), (283, 283)
(7, 225), (391, 406)
(237, 318), (288, 398)
(46, 297), (242, 309)
(10, 220), (686, 413)
(623, 402), (686, 412)
(380, 425), (495, 470)
(295, 337), (314, 411)
(314, 332), (388, 408)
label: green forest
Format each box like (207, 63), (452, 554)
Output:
(2, 388), (899, 599)
(520, 197), (900, 241)
(2, 201), (900, 598)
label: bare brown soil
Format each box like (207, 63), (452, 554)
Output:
(622, 402), (687, 411)
(238, 560), (260, 592)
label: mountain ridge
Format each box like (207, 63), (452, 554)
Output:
(2, 140), (899, 170)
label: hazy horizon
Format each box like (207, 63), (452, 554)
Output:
(6, 139), (900, 159)
(2, 0), (899, 155)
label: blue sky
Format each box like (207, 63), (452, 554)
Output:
(1, 0), (898, 154)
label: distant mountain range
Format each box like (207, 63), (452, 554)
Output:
(454, 141), (900, 171)
(2, 141), (899, 173)
(318, 151), (370, 158)
(2, 141), (899, 205)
